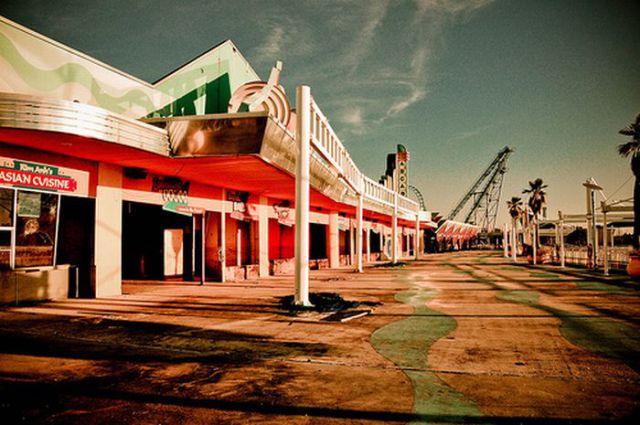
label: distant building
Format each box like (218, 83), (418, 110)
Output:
(379, 144), (409, 196)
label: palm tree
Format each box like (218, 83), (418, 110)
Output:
(618, 113), (640, 250)
(507, 196), (523, 261)
(523, 178), (548, 264)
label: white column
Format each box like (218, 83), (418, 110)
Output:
(511, 219), (517, 262)
(503, 223), (509, 258)
(415, 213), (420, 260)
(405, 232), (409, 257)
(258, 196), (269, 277)
(236, 226), (242, 267)
(558, 211), (565, 268)
(201, 213), (206, 285)
(95, 163), (122, 297)
(392, 192), (398, 264)
(532, 220), (537, 265)
(366, 225), (371, 263)
(294, 85), (311, 306)
(349, 220), (355, 266)
(585, 187), (592, 247)
(220, 189), (227, 283)
(591, 191), (598, 266)
(602, 203), (609, 276)
(327, 211), (339, 268)
(356, 193), (363, 272)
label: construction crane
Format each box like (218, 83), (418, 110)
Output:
(408, 185), (426, 210)
(446, 146), (513, 232)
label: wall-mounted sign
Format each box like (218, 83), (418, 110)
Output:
(228, 190), (257, 221)
(0, 157), (89, 196)
(153, 176), (195, 216)
(338, 216), (350, 231)
(17, 192), (41, 217)
(152, 176), (190, 199)
(273, 201), (293, 227)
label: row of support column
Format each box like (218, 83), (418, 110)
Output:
(294, 85), (421, 306)
(92, 89), (421, 301)
(505, 208), (617, 275)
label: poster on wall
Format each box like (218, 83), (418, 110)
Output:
(17, 192), (41, 217)
(0, 157), (89, 196)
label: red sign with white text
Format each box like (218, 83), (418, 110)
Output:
(0, 156), (89, 196)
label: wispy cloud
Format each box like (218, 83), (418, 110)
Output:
(342, 1), (390, 75)
(246, 1), (494, 138)
(446, 124), (493, 144)
(260, 26), (285, 59)
(340, 0), (493, 134)
(340, 106), (366, 135)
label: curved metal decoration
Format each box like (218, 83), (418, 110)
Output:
(228, 61), (291, 128)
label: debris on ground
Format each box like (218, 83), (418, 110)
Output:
(278, 292), (380, 316)
(373, 261), (408, 268)
(323, 309), (371, 322)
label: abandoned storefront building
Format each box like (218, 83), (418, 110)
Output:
(0, 15), (472, 304)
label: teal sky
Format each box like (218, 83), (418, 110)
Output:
(1, 0), (638, 224)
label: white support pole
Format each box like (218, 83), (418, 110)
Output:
(512, 219), (517, 262)
(366, 225), (371, 263)
(328, 211), (340, 268)
(591, 190), (598, 267)
(392, 192), (398, 264)
(532, 219), (537, 265)
(258, 196), (270, 277)
(294, 85), (311, 306)
(503, 223), (509, 258)
(356, 193), (363, 272)
(221, 189), (227, 283)
(585, 186), (593, 248)
(415, 213), (420, 260)
(602, 203), (609, 276)
(558, 211), (565, 268)
(201, 212), (206, 285)
(236, 226), (242, 267)
(349, 220), (355, 266)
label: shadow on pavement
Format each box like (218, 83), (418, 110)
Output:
(0, 378), (630, 425)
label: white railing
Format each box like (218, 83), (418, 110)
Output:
(309, 99), (361, 192)
(307, 96), (419, 216)
(363, 176), (395, 207)
(398, 193), (420, 213)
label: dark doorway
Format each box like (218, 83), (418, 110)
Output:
(310, 223), (327, 260)
(56, 196), (95, 298)
(122, 202), (194, 281)
(369, 229), (381, 252)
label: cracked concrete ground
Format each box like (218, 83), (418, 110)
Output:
(1, 251), (638, 424)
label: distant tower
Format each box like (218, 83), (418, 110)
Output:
(379, 144), (410, 194)
(396, 144), (409, 196)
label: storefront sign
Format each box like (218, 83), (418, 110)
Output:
(0, 157), (89, 196)
(162, 201), (191, 217)
(152, 176), (189, 201)
(273, 202), (293, 227)
(338, 217), (350, 231)
(175, 205), (204, 215)
(152, 176), (196, 216)
(228, 191), (257, 221)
